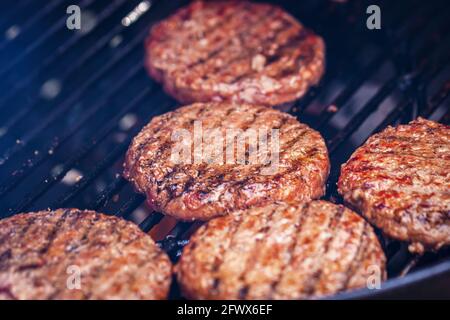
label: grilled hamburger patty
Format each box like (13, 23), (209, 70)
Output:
(145, 0), (325, 106)
(176, 201), (386, 299)
(124, 102), (330, 221)
(0, 209), (172, 300)
(338, 118), (450, 253)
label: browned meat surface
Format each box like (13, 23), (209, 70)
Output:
(123, 102), (330, 221)
(338, 118), (450, 253)
(176, 200), (386, 299)
(145, 0), (325, 107)
(0, 209), (172, 300)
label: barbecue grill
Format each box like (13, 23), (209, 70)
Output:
(0, 0), (449, 299)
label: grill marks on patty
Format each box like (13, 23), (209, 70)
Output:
(0, 209), (172, 300)
(44, 212), (101, 299)
(227, 29), (310, 85)
(338, 118), (450, 253)
(183, 8), (279, 75)
(176, 201), (386, 299)
(145, 1), (325, 106)
(123, 102), (330, 221)
(188, 13), (302, 86)
(213, 205), (277, 298)
(152, 1), (257, 70)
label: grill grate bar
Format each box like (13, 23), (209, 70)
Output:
(316, 1), (449, 129)
(386, 243), (415, 277)
(158, 222), (194, 258)
(399, 255), (422, 277)
(293, 0), (410, 113)
(92, 176), (127, 210)
(0, 0), (70, 51)
(0, 23), (154, 171)
(328, 41), (450, 155)
(0, 0), (449, 298)
(0, 6), (155, 138)
(139, 213), (164, 233)
(299, 0), (432, 122)
(0, 0), (34, 28)
(0, 0), (95, 76)
(315, 51), (388, 128)
(7, 86), (159, 216)
(292, 48), (353, 113)
(50, 141), (132, 210)
(291, 0), (407, 113)
(0, 65), (147, 199)
(412, 4), (450, 65)
(51, 96), (174, 210)
(372, 99), (413, 135)
(328, 76), (399, 154)
(116, 193), (145, 217)
(420, 76), (450, 119)
(0, 0), (136, 110)
(293, 26), (383, 113)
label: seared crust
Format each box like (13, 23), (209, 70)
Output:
(176, 201), (386, 299)
(0, 209), (172, 300)
(338, 118), (450, 253)
(123, 102), (330, 221)
(145, 0), (325, 106)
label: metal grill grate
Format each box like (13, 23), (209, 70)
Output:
(0, 0), (449, 299)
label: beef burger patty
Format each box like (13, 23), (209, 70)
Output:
(338, 118), (450, 253)
(123, 102), (330, 221)
(145, 0), (325, 107)
(176, 201), (386, 299)
(0, 209), (172, 300)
